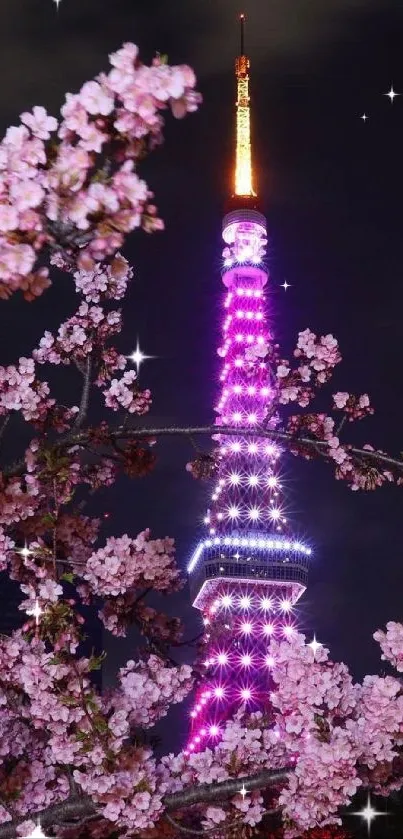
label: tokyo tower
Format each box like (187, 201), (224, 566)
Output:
(186, 15), (311, 754)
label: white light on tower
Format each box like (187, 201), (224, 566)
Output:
(221, 595), (232, 607)
(261, 597), (272, 610)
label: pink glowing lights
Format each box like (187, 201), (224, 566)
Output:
(186, 210), (311, 755)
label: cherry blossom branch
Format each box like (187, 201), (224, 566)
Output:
(99, 425), (403, 476)
(0, 769), (290, 838)
(4, 422), (401, 485)
(164, 768), (290, 809)
(73, 355), (92, 430)
(164, 808), (279, 836)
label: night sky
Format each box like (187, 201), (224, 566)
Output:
(0, 0), (403, 832)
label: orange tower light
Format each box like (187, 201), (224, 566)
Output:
(234, 13), (255, 197)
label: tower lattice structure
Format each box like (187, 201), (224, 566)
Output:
(186, 16), (311, 755)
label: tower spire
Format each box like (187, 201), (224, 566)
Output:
(239, 11), (245, 56)
(234, 13), (255, 198)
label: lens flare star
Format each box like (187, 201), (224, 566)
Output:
(23, 825), (50, 839)
(26, 599), (43, 626)
(280, 280), (291, 291)
(308, 635), (323, 657)
(385, 85), (399, 103)
(127, 341), (154, 374)
(351, 794), (386, 834)
(360, 113), (368, 122)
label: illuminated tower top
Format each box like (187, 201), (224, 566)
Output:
(234, 14), (255, 199)
(188, 18), (310, 615)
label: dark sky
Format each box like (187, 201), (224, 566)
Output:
(0, 0), (403, 829)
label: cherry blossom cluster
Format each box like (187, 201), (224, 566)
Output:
(0, 628), (193, 833)
(34, 304), (122, 366)
(238, 327), (397, 492)
(33, 256), (152, 416)
(333, 391), (373, 421)
(154, 630), (403, 838)
(0, 45), (200, 299)
(374, 621), (403, 673)
(185, 452), (219, 480)
(273, 330), (342, 408)
(72, 254), (132, 303)
(0, 357), (54, 423)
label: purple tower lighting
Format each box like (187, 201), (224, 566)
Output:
(186, 17), (311, 754)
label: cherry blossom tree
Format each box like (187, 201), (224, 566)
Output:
(0, 39), (401, 839)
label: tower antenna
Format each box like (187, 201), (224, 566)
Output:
(234, 13), (255, 196)
(240, 12), (245, 55)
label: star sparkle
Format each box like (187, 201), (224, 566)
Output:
(308, 634), (323, 657)
(360, 113), (368, 122)
(352, 794), (386, 834)
(240, 784), (248, 798)
(23, 825), (49, 839)
(385, 85), (399, 103)
(127, 340), (154, 374)
(18, 544), (32, 560)
(26, 599), (43, 626)
(280, 280), (291, 291)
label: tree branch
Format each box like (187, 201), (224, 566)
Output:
(5, 424), (402, 481)
(106, 425), (403, 475)
(73, 355), (92, 430)
(163, 768), (290, 810)
(164, 808), (279, 836)
(0, 768), (291, 838)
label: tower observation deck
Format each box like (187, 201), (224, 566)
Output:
(185, 16), (311, 755)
